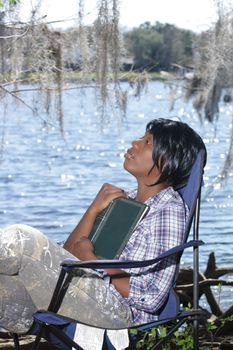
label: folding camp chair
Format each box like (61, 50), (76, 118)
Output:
(12, 148), (207, 350)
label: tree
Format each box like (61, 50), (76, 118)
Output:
(125, 21), (194, 72)
(124, 22), (163, 71)
(184, 0), (233, 188)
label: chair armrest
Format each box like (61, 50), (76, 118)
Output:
(61, 239), (204, 270)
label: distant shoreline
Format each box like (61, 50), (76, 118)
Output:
(1, 70), (176, 86)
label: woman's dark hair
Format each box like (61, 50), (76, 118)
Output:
(146, 118), (207, 188)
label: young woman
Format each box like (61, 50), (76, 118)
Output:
(0, 118), (206, 335)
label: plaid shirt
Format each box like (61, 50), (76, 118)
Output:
(109, 186), (189, 325)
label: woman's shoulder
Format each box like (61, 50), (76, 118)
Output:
(146, 187), (187, 217)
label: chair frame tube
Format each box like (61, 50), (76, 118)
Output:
(193, 193), (201, 350)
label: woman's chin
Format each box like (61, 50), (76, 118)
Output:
(123, 161), (135, 176)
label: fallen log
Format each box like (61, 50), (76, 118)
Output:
(204, 252), (233, 279)
(176, 252), (233, 340)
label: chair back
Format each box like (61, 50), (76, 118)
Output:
(158, 149), (206, 320)
(178, 148), (206, 243)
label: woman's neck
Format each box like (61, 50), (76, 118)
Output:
(136, 182), (170, 202)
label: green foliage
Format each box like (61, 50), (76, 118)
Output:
(184, 302), (192, 311)
(129, 327), (158, 350)
(0, 0), (18, 7)
(124, 21), (195, 72)
(125, 23), (163, 71)
(207, 322), (218, 332)
(207, 314), (233, 334)
(129, 322), (194, 350)
(131, 313), (233, 350)
(173, 326), (194, 350)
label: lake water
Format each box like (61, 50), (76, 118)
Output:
(0, 81), (232, 309)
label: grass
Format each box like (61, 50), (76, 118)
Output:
(0, 69), (172, 85)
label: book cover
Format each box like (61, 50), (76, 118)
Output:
(89, 197), (149, 259)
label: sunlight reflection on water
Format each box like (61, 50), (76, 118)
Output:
(0, 81), (232, 308)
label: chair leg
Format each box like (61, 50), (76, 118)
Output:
(103, 333), (117, 350)
(12, 333), (20, 350)
(193, 317), (199, 350)
(31, 332), (43, 350)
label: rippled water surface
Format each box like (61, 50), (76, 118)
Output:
(0, 81), (232, 308)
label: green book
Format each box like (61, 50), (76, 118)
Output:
(89, 198), (149, 259)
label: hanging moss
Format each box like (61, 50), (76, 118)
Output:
(0, 0), (125, 130)
(185, 1), (233, 184)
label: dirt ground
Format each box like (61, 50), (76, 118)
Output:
(0, 334), (56, 349)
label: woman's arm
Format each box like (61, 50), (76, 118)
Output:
(107, 269), (130, 298)
(63, 206), (99, 255)
(63, 183), (125, 254)
(65, 236), (130, 297)
(63, 183), (129, 297)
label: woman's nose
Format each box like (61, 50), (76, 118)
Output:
(131, 139), (140, 147)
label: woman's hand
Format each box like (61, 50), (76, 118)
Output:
(64, 183), (126, 257)
(89, 183), (126, 215)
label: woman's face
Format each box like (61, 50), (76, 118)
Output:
(124, 132), (160, 182)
